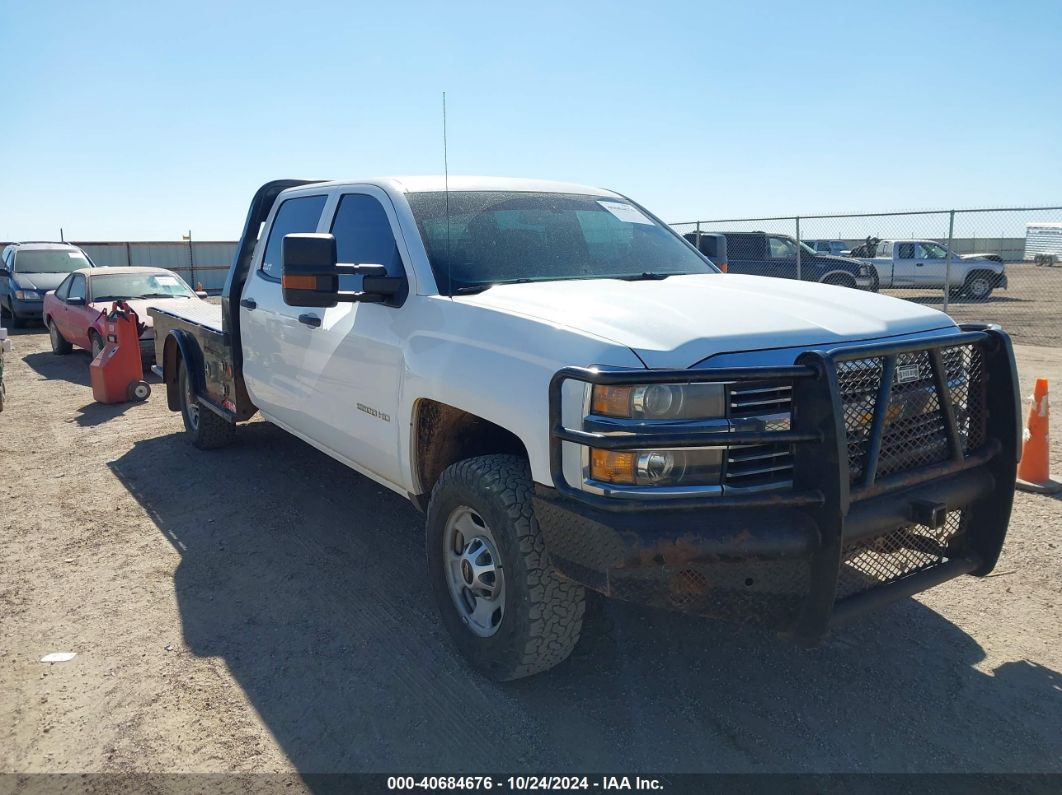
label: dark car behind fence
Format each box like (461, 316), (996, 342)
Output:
(673, 206), (1062, 348)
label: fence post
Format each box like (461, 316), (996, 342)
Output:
(795, 216), (801, 280)
(695, 221), (701, 251)
(943, 210), (956, 312)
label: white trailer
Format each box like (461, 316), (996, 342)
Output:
(1024, 223), (1062, 266)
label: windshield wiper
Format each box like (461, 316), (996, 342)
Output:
(453, 284), (494, 295)
(453, 278), (533, 295)
(137, 293), (185, 299)
(617, 272), (676, 281)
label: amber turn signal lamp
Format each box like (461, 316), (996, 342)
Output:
(590, 449), (637, 484)
(591, 385), (633, 418)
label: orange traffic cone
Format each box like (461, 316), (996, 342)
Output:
(1016, 378), (1061, 494)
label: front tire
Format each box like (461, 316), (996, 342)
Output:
(178, 358), (235, 449)
(4, 302), (26, 329)
(48, 320), (72, 354)
(822, 273), (857, 289)
(963, 271), (995, 300)
(427, 455), (585, 681)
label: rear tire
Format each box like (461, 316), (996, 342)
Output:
(179, 358), (235, 449)
(89, 331), (104, 360)
(426, 454), (585, 681)
(48, 320), (72, 354)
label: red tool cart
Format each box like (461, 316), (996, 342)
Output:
(89, 301), (151, 404)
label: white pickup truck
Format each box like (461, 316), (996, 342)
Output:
(861, 239), (1007, 298)
(149, 178), (1020, 680)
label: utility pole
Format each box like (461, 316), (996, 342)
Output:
(182, 230), (196, 287)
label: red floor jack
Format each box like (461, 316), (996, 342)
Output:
(90, 301), (152, 404)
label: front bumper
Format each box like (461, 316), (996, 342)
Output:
(541, 326), (1020, 644)
(855, 274), (875, 289)
(11, 298), (44, 319)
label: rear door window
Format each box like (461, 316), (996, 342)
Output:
(260, 194), (328, 279)
(897, 243), (915, 259)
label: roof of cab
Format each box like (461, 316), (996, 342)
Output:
(290, 176), (624, 198)
(78, 266), (178, 276)
(9, 241), (85, 251)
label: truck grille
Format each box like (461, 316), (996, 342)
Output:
(839, 343), (986, 483)
(836, 510), (967, 600)
(723, 342), (986, 491)
(726, 383), (793, 490)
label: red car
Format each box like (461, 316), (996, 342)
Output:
(43, 266), (208, 362)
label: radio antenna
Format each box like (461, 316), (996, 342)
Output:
(443, 91), (452, 296)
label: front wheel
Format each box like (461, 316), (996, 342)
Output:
(963, 271), (995, 301)
(426, 455), (585, 681)
(4, 302), (26, 329)
(178, 358), (235, 449)
(48, 320), (72, 354)
(822, 273), (857, 289)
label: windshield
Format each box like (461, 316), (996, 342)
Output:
(90, 272), (196, 302)
(798, 241), (818, 257)
(15, 249), (92, 274)
(405, 191), (716, 294)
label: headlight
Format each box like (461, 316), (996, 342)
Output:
(858, 265), (870, 276)
(590, 382), (725, 420)
(580, 381), (727, 490)
(589, 447), (723, 487)
(14, 289), (41, 300)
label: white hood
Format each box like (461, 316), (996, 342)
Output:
(456, 273), (956, 368)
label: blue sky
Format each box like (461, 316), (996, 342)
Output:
(2, 0), (1059, 240)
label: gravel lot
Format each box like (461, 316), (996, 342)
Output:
(1, 321), (1060, 778)
(883, 261), (1062, 348)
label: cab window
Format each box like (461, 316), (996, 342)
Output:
(260, 194), (328, 279)
(329, 194), (403, 276)
(68, 274), (87, 301)
(768, 236), (797, 258)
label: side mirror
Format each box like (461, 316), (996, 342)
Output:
(195, 290), (209, 299)
(281, 233), (408, 308)
(68, 296), (86, 306)
(0, 267), (9, 277)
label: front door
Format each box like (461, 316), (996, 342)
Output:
(766, 235), (799, 280)
(295, 189), (408, 487)
(913, 241), (950, 286)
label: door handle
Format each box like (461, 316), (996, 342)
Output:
(915, 262), (924, 267)
(298, 313), (322, 328)
(240, 298), (257, 309)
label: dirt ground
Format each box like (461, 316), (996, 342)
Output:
(882, 261), (1062, 348)
(0, 321), (1060, 780)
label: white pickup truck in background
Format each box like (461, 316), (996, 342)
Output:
(860, 239), (1007, 298)
(148, 178), (1020, 680)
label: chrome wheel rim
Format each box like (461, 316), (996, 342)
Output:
(969, 278), (990, 298)
(443, 506), (505, 637)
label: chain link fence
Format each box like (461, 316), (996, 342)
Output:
(672, 207), (1062, 348)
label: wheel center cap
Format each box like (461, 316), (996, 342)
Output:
(461, 559), (473, 584)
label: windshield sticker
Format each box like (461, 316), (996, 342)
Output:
(68, 252), (83, 258)
(151, 275), (181, 286)
(597, 200), (654, 225)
